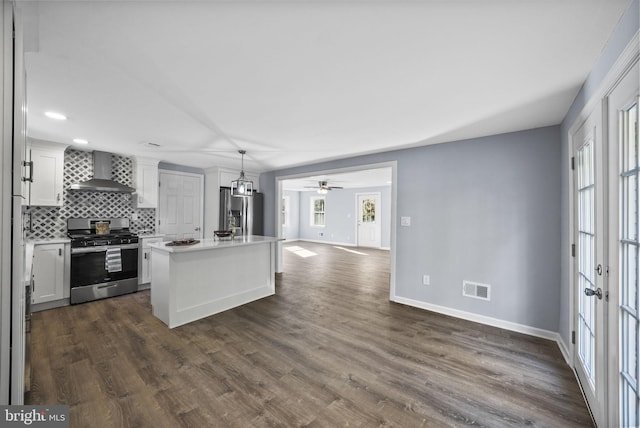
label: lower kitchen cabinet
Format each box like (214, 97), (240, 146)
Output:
(139, 236), (164, 286)
(32, 243), (65, 304)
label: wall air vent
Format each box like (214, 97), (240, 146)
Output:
(139, 141), (162, 148)
(462, 280), (491, 301)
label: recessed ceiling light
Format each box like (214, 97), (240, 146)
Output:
(73, 138), (89, 145)
(44, 111), (67, 120)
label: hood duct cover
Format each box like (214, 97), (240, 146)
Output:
(69, 151), (136, 193)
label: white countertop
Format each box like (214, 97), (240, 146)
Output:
(29, 237), (71, 245)
(138, 233), (165, 239)
(149, 235), (282, 254)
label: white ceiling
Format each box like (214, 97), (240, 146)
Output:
(18, 0), (631, 176)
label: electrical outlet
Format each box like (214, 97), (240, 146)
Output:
(422, 274), (430, 286)
(401, 216), (411, 227)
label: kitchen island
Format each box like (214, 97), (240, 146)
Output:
(148, 235), (281, 328)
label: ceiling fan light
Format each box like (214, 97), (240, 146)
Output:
(317, 188), (328, 195)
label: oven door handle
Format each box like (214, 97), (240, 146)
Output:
(97, 283), (119, 289)
(71, 243), (139, 254)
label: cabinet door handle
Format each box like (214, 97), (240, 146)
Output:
(56, 193), (60, 202)
(22, 160), (33, 183)
(32, 279), (34, 293)
(144, 253), (147, 260)
(58, 248), (62, 256)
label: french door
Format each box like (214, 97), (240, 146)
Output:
(572, 58), (639, 427)
(573, 105), (607, 426)
(608, 60), (639, 428)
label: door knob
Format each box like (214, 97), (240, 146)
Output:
(194, 227), (201, 231)
(584, 287), (603, 300)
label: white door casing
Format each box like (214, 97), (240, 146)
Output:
(158, 170), (203, 241)
(8, 6), (27, 405)
(356, 192), (381, 248)
(572, 105), (607, 426)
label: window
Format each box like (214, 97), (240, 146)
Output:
(282, 196), (290, 227)
(310, 196), (325, 227)
(361, 198), (376, 223)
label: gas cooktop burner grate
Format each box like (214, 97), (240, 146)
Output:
(67, 218), (139, 247)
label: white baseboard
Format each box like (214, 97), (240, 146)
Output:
(392, 296), (569, 360)
(556, 335), (571, 366)
(297, 239), (357, 247)
(297, 239), (390, 250)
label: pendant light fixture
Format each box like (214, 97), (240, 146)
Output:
(231, 149), (253, 197)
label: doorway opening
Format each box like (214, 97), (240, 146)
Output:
(275, 161), (397, 299)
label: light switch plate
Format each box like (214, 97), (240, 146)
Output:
(401, 216), (411, 227)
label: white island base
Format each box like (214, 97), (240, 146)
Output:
(149, 236), (280, 328)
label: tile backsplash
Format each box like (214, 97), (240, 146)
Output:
(25, 149), (156, 240)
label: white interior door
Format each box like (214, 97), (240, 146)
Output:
(573, 106), (607, 426)
(608, 60), (639, 428)
(356, 193), (381, 248)
(158, 171), (203, 241)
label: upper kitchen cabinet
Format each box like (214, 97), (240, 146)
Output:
(26, 140), (68, 206)
(133, 157), (159, 208)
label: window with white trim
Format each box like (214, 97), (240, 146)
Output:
(310, 196), (325, 227)
(282, 196), (290, 227)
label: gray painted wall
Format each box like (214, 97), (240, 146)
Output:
(558, 0), (639, 346)
(282, 190), (300, 240)
(296, 186), (391, 248)
(262, 126), (561, 331)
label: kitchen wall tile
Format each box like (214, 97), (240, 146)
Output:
(25, 149), (156, 239)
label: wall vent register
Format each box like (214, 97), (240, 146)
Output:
(462, 280), (491, 301)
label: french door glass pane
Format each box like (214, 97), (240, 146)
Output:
(578, 139), (597, 387)
(620, 102), (639, 427)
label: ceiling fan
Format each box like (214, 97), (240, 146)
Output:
(305, 180), (343, 194)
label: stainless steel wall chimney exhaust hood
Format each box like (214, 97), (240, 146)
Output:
(69, 151), (136, 193)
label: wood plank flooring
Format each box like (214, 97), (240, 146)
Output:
(27, 242), (593, 427)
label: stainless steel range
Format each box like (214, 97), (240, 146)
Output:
(67, 218), (139, 304)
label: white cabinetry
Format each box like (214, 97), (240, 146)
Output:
(133, 157), (159, 208)
(139, 236), (164, 286)
(31, 243), (65, 304)
(27, 140), (67, 206)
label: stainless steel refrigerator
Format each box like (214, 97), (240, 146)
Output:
(219, 187), (264, 236)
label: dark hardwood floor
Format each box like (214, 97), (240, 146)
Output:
(27, 242), (593, 427)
